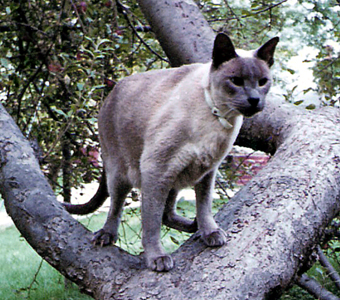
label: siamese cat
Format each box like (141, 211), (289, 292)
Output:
(64, 33), (279, 272)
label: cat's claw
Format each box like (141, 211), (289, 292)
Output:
(92, 229), (117, 246)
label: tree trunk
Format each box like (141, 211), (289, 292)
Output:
(1, 0), (340, 299)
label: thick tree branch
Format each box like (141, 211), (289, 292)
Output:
(0, 103), (142, 299)
(136, 0), (215, 67)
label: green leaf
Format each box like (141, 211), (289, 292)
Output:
(81, 48), (94, 58)
(52, 107), (68, 119)
(315, 267), (324, 276)
(96, 38), (112, 49)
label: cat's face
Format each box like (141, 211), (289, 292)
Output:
(209, 55), (272, 117)
(209, 33), (279, 118)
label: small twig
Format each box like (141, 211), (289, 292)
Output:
(234, 151), (257, 173)
(317, 245), (340, 290)
(14, 21), (49, 36)
(16, 60), (45, 122)
(297, 274), (340, 300)
(42, 114), (73, 160)
(69, 0), (87, 34)
(215, 178), (231, 199)
(251, 0), (288, 15)
(27, 259), (44, 298)
(223, 0), (243, 26)
(315, 56), (340, 75)
(116, 0), (169, 64)
(226, 151), (257, 183)
(208, 0), (288, 23)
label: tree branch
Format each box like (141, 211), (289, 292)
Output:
(297, 274), (340, 300)
(317, 245), (340, 290)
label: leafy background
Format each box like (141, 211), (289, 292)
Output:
(1, 0), (339, 198)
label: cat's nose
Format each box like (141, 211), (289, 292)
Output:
(248, 97), (260, 107)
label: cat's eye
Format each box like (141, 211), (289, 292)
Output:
(230, 77), (244, 86)
(259, 78), (268, 86)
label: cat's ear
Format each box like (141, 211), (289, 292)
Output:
(212, 33), (238, 69)
(255, 37), (279, 67)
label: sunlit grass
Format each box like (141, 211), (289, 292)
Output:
(0, 225), (92, 300)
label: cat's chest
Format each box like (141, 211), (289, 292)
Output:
(173, 145), (227, 189)
(174, 126), (241, 188)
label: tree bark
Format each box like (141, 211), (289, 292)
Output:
(1, 0), (340, 299)
(137, 0), (215, 67)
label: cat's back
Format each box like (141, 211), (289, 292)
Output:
(115, 63), (205, 100)
(99, 62), (208, 129)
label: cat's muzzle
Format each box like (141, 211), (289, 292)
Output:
(238, 98), (265, 117)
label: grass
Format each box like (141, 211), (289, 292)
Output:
(0, 224), (93, 300)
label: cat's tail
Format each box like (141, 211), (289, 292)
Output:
(63, 170), (109, 215)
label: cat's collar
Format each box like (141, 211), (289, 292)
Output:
(204, 89), (234, 130)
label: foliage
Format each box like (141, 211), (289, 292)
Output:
(0, 0), (168, 200)
(198, 0), (286, 48)
(295, 0), (340, 107)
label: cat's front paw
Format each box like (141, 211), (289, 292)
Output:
(146, 254), (174, 272)
(92, 229), (117, 247)
(201, 228), (227, 247)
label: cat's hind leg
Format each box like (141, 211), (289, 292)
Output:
(162, 188), (197, 233)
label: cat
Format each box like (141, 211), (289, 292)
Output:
(64, 33), (279, 272)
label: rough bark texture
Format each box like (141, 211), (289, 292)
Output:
(1, 0), (340, 299)
(137, 0), (215, 67)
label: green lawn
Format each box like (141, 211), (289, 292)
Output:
(0, 224), (93, 300)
